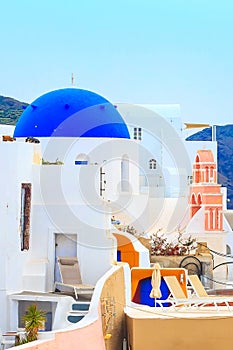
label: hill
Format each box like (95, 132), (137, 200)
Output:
(0, 95), (28, 125)
(187, 125), (233, 209)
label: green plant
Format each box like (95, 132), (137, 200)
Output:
(22, 304), (47, 342)
(42, 158), (63, 165)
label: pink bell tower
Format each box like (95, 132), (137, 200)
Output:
(190, 149), (223, 231)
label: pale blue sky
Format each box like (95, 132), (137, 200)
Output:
(1, 0), (233, 125)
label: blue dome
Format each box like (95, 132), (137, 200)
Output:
(14, 88), (130, 138)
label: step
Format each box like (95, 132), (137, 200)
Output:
(69, 310), (89, 315)
(72, 302), (90, 311)
(67, 314), (85, 323)
(67, 301), (91, 323)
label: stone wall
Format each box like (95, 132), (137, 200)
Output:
(151, 254), (213, 288)
(100, 266), (126, 350)
(137, 236), (213, 288)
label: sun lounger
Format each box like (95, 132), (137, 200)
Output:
(156, 276), (233, 311)
(54, 257), (94, 300)
(188, 274), (233, 308)
(188, 274), (215, 297)
(155, 276), (201, 310)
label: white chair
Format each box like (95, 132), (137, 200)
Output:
(0, 329), (16, 349)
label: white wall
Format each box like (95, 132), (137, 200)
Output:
(0, 125), (15, 136)
(27, 163), (118, 289)
(116, 104), (192, 199)
(0, 141), (36, 330)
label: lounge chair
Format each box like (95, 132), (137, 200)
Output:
(188, 274), (218, 298)
(156, 276), (233, 311)
(188, 274), (233, 307)
(155, 276), (200, 310)
(54, 257), (94, 300)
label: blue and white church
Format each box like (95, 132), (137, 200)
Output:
(0, 87), (232, 338)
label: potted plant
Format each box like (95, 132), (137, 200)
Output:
(22, 304), (47, 342)
(150, 232), (196, 256)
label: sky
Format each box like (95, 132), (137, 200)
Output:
(1, 0), (233, 126)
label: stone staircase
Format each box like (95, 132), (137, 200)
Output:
(67, 300), (91, 323)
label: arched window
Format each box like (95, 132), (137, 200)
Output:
(195, 155), (200, 183)
(149, 159), (157, 170)
(121, 154), (129, 192)
(209, 208), (213, 230)
(197, 193), (202, 205)
(210, 166), (214, 178)
(205, 166), (209, 183)
(75, 153), (89, 165)
(191, 193), (197, 205)
(190, 193), (201, 217)
(195, 154), (200, 163)
(210, 166), (214, 182)
(215, 208), (222, 230)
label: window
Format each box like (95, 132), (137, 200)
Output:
(18, 301), (52, 331)
(75, 160), (88, 165)
(100, 167), (106, 197)
(121, 155), (129, 192)
(187, 175), (193, 185)
(75, 153), (89, 165)
(210, 166), (214, 182)
(133, 127), (142, 140)
(205, 166), (209, 183)
(20, 183), (32, 251)
(149, 159), (157, 170)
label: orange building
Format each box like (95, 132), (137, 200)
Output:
(190, 149), (223, 231)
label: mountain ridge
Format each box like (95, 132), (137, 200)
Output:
(0, 95), (28, 125)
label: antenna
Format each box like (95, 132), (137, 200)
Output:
(212, 125), (216, 141)
(71, 73), (75, 86)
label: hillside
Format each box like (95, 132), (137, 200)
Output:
(0, 95), (28, 125)
(187, 125), (233, 209)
